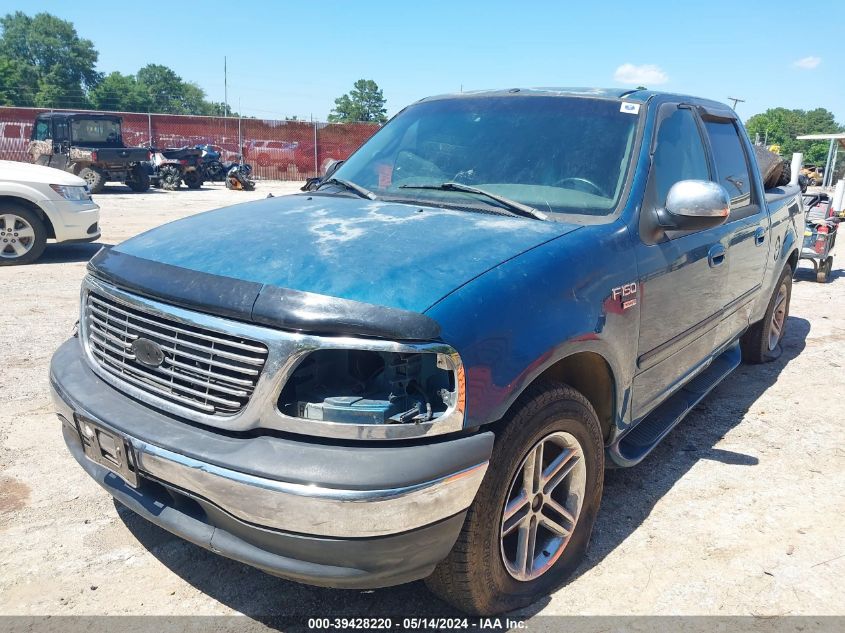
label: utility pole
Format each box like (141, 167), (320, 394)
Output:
(727, 96), (745, 110)
(224, 56), (228, 117)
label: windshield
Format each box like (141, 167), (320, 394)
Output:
(333, 95), (640, 219)
(70, 119), (122, 146)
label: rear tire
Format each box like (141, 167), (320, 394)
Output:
(425, 382), (604, 615)
(126, 165), (150, 192)
(78, 166), (106, 194)
(741, 265), (792, 363)
(0, 204), (47, 266)
(183, 171), (202, 189)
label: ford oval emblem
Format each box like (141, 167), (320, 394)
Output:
(131, 338), (165, 367)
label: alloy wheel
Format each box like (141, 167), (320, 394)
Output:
(0, 213), (35, 259)
(768, 281), (788, 351)
(500, 431), (587, 581)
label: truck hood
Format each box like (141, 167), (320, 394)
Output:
(113, 194), (580, 313)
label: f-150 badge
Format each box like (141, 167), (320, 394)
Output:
(612, 282), (638, 310)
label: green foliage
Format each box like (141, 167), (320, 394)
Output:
(135, 64), (208, 114)
(89, 72), (150, 112)
(745, 107), (843, 164)
(0, 11), (100, 108)
(329, 79), (387, 123)
(0, 54), (34, 106)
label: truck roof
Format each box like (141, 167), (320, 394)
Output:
(35, 112), (122, 121)
(418, 87), (734, 114)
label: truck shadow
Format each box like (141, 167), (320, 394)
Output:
(37, 242), (107, 264)
(575, 315), (809, 584)
(116, 316), (809, 625)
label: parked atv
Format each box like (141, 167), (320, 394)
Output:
(28, 113), (150, 193)
(149, 147), (204, 190)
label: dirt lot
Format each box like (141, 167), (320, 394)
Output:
(0, 183), (843, 622)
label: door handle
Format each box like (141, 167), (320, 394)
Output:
(708, 244), (726, 267)
(754, 227), (767, 246)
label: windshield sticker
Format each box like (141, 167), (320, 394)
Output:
(620, 102), (640, 115)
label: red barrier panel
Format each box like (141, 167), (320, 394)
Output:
(0, 107), (379, 181)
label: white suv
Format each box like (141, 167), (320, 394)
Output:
(0, 160), (100, 265)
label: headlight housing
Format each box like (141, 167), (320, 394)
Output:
(278, 349), (465, 431)
(50, 184), (91, 201)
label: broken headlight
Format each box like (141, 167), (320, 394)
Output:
(278, 349), (464, 427)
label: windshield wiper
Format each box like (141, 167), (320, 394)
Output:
(398, 182), (547, 221)
(317, 177), (377, 200)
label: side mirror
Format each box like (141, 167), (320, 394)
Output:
(655, 180), (731, 232)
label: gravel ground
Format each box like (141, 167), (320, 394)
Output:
(0, 182), (843, 622)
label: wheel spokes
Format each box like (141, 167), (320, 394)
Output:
(515, 519), (538, 576)
(544, 495), (576, 527)
(543, 448), (579, 495)
(501, 491), (530, 537)
(15, 226), (34, 240)
(539, 512), (570, 538)
(2, 214), (17, 231)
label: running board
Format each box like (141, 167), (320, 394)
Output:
(608, 342), (742, 467)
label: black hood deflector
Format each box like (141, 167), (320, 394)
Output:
(87, 247), (441, 341)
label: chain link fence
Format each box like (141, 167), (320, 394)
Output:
(0, 107), (380, 181)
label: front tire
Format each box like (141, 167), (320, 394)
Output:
(425, 383), (604, 615)
(0, 205), (47, 266)
(159, 165), (181, 190)
(741, 265), (792, 363)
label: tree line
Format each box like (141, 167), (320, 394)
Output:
(745, 107), (843, 165)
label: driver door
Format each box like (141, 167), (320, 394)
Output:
(632, 104), (734, 419)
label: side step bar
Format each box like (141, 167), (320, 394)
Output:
(608, 342), (742, 467)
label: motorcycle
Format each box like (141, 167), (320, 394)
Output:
(148, 147), (204, 190)
(195, 144), (228, 182)
(226, 162), (255, 191)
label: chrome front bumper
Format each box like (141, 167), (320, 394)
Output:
(66, 415), (487, 539)
(51, 337), (492, 540)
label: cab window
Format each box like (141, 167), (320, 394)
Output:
(33, 120), (50, 141)
(651, 107), (710, 205)
(703, 120), (752, 211)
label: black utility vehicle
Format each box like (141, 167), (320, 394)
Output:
(28, 113), (150, 193)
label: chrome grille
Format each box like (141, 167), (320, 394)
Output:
(84, 291), (268, 416)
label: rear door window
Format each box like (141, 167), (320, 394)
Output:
(703, 120), (753, 211)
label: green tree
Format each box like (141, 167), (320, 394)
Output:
(135, 64), (212, 115)
(0, 54), (35, 105)
(89, 71), (151, 112)
(0, 11), (100, 108)
(745, 107), (843, 164)
(328, 79), (387, 123)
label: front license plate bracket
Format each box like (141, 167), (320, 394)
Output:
(76, 417), (139, 488)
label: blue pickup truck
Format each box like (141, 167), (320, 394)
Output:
(50, 88), (804, 615)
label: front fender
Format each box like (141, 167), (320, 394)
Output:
(426, 221), (639, 433)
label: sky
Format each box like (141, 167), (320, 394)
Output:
(5, 0), (844, 123)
